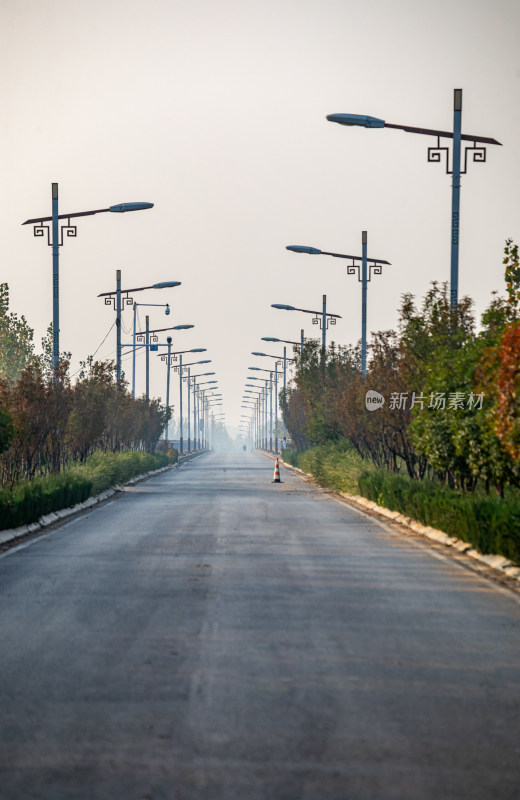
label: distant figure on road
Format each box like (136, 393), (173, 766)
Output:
(242, 444), (247, 452)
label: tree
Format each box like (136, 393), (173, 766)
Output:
(0, 284), (36, 382)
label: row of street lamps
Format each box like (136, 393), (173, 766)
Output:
(24, 91), (500, 449)
(23, 185), (226, 450)
(240, 89), (500, 449)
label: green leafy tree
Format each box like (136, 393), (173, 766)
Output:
(0, 284), (36, 382)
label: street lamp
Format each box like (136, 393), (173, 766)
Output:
(286, 235), (390, 376)
(98, 273), (180, 384)
(326, 90), (501, 306)
(24, 184), (153, 372)
(271, 298), (341, 357)
(262, 335), (304, 355)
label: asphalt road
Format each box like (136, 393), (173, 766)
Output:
(1, 451), (519, 799)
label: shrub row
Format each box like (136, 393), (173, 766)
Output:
(0, 449), (177, 531)
(283, 439), (520, 565)
(283, 439), (371, 495)
(358, 469), (520, 564)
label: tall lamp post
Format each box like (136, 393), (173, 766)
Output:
(272, 299), (341, 362)
(326, 90), (501, 306)
(24, 185), (153, 372)
(287, 236), (390, 376)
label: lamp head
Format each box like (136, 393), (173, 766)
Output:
(109, 202), (154, 213)
(326, 113), (385, 128)
(272, 304), (295, 311)
(286, 245), (322, 255)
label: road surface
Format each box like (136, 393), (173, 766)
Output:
(0, 451), (519, 799)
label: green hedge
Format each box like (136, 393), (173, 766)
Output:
(0, 472), (92, 531)
(0, 450), (175, 531)
(283, 440), (371, 495)
(283, 440), (520, 564)
(358, 469), (520, 564)
(80, 450), (172, 495)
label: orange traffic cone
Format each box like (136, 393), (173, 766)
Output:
(272, 457), (282, 483)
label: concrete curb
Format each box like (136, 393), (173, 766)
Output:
(260, 451), (520, 584)
(0, 452), (209, 549)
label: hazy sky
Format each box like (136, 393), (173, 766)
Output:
(2, 0), (519, 432)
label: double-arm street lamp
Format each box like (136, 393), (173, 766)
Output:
(326, 90), (501, 306)
(287, 234), (390, 376)
(272, 297), (341, 360)
(24, 184), (153, 372)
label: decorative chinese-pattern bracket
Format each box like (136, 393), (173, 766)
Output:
(160, 353), (179, 367)
(346, 260), (384, 283)
(427, 136), (487, 175)
(136, 331), (158, 344)
(104, 293), (134, 312)
(312, 315), (336, 330)
(31, 217), (77, 247)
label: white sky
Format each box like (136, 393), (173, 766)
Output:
(2, 0), (519, 432)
